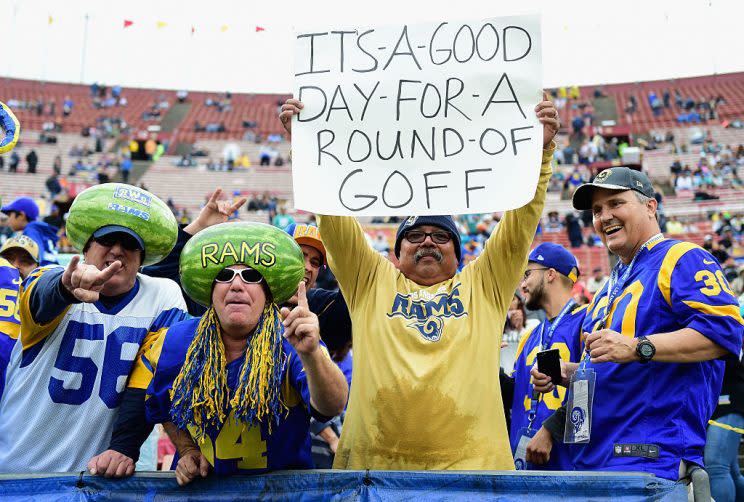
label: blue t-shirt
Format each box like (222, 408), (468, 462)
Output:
(22, 221), (59, 266)
(570, 239), (744, 481)
(509, 302), (586, 470)
(146, 317), (327, 474)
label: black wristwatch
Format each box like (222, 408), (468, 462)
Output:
(636, 336), (656, 363)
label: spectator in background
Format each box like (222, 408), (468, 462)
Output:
(120, 155), (132, 184)
(52, 155), (62, 175)
(45, 173), (62, 198)
(571, 116), (584, 137)
(676, 172), (693, 191)
(501, 294), (539, 373)
(565, 213), (583, 248)
(63, 96), (73, 116)
(8, 151), (19, 173)
(259, 143), (273, 166)
(372, 233), (390, 255)
(0, 235), (39, 280)
(704, 235), (729, 264)
(705, 353), (744, 502)
(271, 207), (295, 229)
(0, 197), (59, 266)
(665, 216), (684, 235)
(585, 267), (607, 295)
(25, 150), (39, 174)
(544, 211), (563, 233)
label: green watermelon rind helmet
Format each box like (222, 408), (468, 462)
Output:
(179, 221), (305, 307)
(66, 183), (178, 266)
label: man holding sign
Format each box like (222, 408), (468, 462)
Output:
(280, 86), (558, 469)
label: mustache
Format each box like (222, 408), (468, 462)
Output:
(414, 247), (443, 263)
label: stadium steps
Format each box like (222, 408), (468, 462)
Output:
(160, 102), (191, 133)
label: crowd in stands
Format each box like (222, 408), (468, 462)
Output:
(671, 141), (744, 193)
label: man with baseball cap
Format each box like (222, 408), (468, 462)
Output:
(529, 166), (744, 484)
(279, 93), (561, 470)
(505, 242), (587, 470)
(0, 235), (40, 279)
(1, 196), (59, 266)
(0, 184), (191, 473)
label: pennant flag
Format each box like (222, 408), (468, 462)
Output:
(255, 26), (265, 32)
(123, 20), (134, 28)
(48, 15), (53, 25)
(220, 25), (229, 32)
(157, 21), (167, 29)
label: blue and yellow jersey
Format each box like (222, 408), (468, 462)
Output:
(0, 257), (21, 399)
(572, 239), (744, 481)
(140, 317), (327, 474)
(509, 303), (586, 470)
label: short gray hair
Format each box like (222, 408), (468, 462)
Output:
(634, 192), (653, 205)
(634, 191), (660, 224)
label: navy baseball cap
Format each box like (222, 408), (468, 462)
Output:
(1, 197), (39, 221)
(572, 167), (655, 210)
(394, 215), (461, 262)
(528, 243), (580, 283)
(92, 225), (145, 251)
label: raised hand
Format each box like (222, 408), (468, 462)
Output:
(61, 255), (122, 303)
(280, 281), (320, 355)
(186, 187), (247, 234)
(279, 99), (304, 136)
(536, 91), (560, 148)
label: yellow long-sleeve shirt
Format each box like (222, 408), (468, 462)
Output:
(318, 144), (554, 471)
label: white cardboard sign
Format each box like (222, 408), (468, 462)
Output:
(291, 15), (542, 216)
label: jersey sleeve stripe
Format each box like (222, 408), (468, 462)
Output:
(658, 242), (700, 307)
(0, 320), (20, 340)
(127, 328), (167, 390)
(19, 275), (70, 350)
(682, 300), (744, 326)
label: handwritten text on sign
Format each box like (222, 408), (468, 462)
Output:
(291, 15), (542, 216)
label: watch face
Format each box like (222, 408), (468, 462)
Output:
(640, 343), (654, 358)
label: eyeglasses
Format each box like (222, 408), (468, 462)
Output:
(214, 268), (263, 284)
(404, 230), (452, 244)
(523, 267), (549, 280)
(93, 234), (142, 251)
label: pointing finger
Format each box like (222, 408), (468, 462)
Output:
(95, 260), (122, 285)
(296, 281), (309, 310)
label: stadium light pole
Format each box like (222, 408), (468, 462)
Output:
(80, 13), (89, 83)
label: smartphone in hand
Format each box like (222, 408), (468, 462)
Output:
(536, 348), (562, 386)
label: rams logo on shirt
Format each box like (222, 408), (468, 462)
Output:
(387, 283), (467, 342)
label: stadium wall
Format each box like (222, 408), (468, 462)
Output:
(0, 470), (688, 501)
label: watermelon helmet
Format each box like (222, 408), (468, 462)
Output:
(66, 183), (178, 266)
(179, 221), (304, 307)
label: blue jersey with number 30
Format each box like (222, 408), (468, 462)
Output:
(145, 317), (325, 474)
(570, 239), (744, 481)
